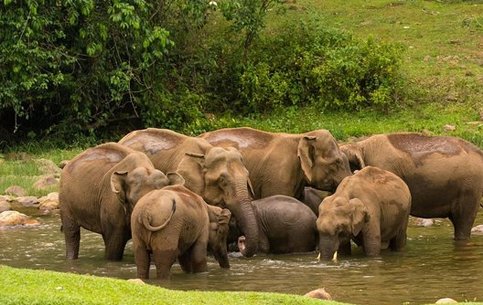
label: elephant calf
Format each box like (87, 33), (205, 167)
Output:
(317, 166), (411, 259)
(131, 185), (231, 279)
(232, 195), (318, 255)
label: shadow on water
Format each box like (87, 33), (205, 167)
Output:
(1, 211), (483, 305)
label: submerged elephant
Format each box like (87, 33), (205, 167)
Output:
(341, 133), (483, 241)
(199, 127), (351, 200)
(59, 143), (184, 260)
(232, 195), (317, 254)
(131, 185), (231, 279)
(317, 166), (411, 259)
(119, 128), (259, 257)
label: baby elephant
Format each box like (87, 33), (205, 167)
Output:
(131, 185), (231, 279)
(317, 166), (411, 260)
(233, 195), (317, 255)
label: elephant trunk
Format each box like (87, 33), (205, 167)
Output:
(318, 235), (339, 261)
(229, 184), (259, 258)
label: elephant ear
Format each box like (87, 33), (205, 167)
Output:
(349, 198), (369, 236)
(177, 152), (205, 194)
(166, 172), (185, 186)
(297, 136), (316, 184)
(341, 144), (365, 172)
(111, 171), (128, 205)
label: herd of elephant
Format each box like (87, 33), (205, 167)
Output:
(59, 127), (483, 279)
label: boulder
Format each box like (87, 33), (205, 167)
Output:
(471, 224), (483, 235)
(39, 199), (60, 215)
(33, 175), (59, 190)
(4, 185), (27, 197)
(0, 199), (10, 213)
(58, 160), (69, 169)
(304, 288), (332, 301)
(127, 279), (145, 285)
(435, 298), (457, 304)
(15, 196), (40, 207)
(39, 192), (59, 203)
(0, 210), (40, 227)
(35, 158), (62, 176)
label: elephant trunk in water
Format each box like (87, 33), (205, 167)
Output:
(318, 235), (339, 261)
(230, 183), (259, 258)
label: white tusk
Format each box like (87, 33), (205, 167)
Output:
(317, 252), (321, 261)
(332, 251), (338, 262)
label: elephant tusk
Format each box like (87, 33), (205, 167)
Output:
(332, 251), (338, 262)
(317, 252), (321, 262)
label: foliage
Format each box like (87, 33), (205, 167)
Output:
(233, 19), (406, 113)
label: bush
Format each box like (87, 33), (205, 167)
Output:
(227, 18), (406, 114)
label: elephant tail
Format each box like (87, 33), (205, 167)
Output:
(142, 199), (176, 232)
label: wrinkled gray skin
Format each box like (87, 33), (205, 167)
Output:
(230, 195), (318, 254)
(131, 185), (231, 279)
(317, 166), (412, 260)
(59, 143), (184, 260)
(302, 187), (332, 215)
(341, 133), (483, 241)
(200, 127), (352, 200)
(119, 128), (259, 257)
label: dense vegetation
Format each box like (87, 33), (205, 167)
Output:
(1, 0), (407, 147)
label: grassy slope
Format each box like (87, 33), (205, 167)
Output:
(0, 265), (343, 305)
(203, 0), (482, 147)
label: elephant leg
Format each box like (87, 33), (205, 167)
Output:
(450, 192), (479, 241)
(152, 248), (178, 280)
(61, 213), (80, 259)
(179, 249), (194, 273)
(187, 239), (208, 274)
(133, 241), (151, 279)
(103, 228), (128, 261)
(362, 226), (381, 257)
(338, 240), (352, 256)
(390, 220), (408, 251)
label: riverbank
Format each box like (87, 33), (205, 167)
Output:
(0, 265), (342, 305)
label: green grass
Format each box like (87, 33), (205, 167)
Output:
(0, 265), (343, 305)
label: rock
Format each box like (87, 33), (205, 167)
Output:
(58, 160), (69, 169)
(0, 199), (10, 213)
(35, 158), (61, 176)
(435, 297), (457, 304)
(39, 192), (59, 203)
(15, 196), (40, 207)
(443, 124), (456, 132)
(304, 288), (332, 300)
(4, 185), (27, 197)
(0, 211), (40, 227)
(412, 217), (434, 227)
(38, 199), (60, 215)
(127, 279), (145, 285)
(471, 224), (483, 235)
(33, 175), (59, 190)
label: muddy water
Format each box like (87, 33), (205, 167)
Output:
(1, 210), (482, 305)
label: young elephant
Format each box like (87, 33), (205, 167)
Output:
(231, 195), (318, 254)
(131, 185), (231, 279)
(317, 166), (411, 260)
(59, 143), (184, 260)
(341, 133), (483, 241)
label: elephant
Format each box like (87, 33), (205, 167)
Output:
(229, 195), (317, 254)
(199, 127), (352, 201)
(341, 133), (483, 241)
(317, 166), (412, 259)
(303, 187), (331, 215)
(59, 142), (184, 260)
(118, 128), (259, 257)
(131, 184), (231, 279)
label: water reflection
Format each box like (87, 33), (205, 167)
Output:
(1, 212), (482, 305)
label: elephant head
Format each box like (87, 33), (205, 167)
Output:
(340, 143), (365, 173)
(298, 130), (352, 192)
(207, 205), (232, 268)
(317, 197), (369, 260)
(111, 168), (185, 222)
(177, 146), (259, 257)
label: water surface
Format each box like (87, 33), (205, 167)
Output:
(1, 210), (482, 305)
